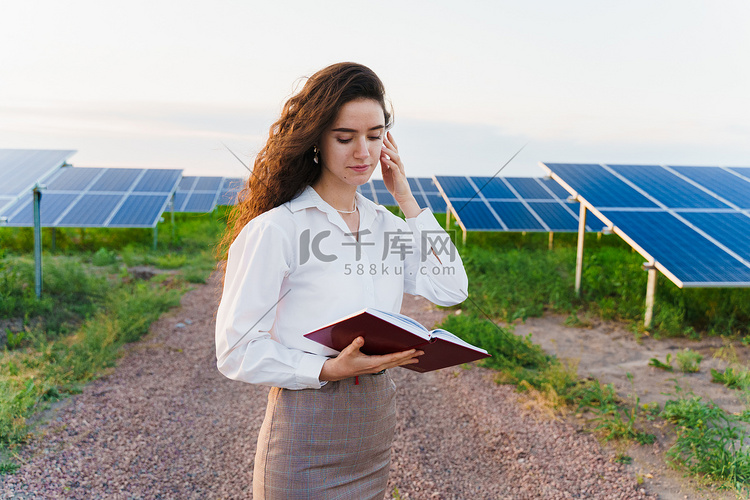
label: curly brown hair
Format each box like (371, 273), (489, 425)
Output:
(216, 62), (392, 268)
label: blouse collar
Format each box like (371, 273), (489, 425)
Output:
(288, 185), (389, 233)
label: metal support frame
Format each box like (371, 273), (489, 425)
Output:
(574, 203), (587, 297)
(33, 187), (43, 298)
(152, 226), (158, 250)
(644, 262), (658, 328)
(548, 232), (554, 251)
(445, 208), (451, 231)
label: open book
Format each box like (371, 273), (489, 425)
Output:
(304, 308), (490, 373)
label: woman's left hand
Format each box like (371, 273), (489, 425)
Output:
(380, 131), (421, 218)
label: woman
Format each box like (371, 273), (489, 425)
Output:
(215, 62), (468, 499)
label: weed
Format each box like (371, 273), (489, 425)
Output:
(641, 401), (660, 421)
(675, 349), (703, 373)
(152, 253), (187, 269)
(648, 353), (674, 372)
(573, 377), (655, 444)
(661, 386), (750, 488)
(711, 367), (750, 391)
(614, 453), (633, 464)
(91, 248), (117, 266)
(5, 330), (27, 351)
(0, 461), (20, 474)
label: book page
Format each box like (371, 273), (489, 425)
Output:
(430, 329), (489, 354)
(368, 308), (430, 337)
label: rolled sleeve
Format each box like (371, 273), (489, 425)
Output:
(215, 218), (327, 390)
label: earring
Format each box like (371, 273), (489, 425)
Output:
(313, 146), (319, 164)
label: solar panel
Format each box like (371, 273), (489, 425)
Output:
(217, 178), (244, 206)
(182, 193), (219, 213)
(526, 202), (580, 231)
(601, 210), (750, 285)
(357, 183), (377, 202)
(608, 164), (729, 209)
(173, 176), (224, 213)
(488, 201), (546, 231)
(454, 200), (503, 230)
(108, 195), (169, 227)
(679, 212), (750, 263)
(416, 177), (441, 193)
(470, 177), (516, 199)
(670, 166), (750, 209)
(542, 164), (659, 208)
(434, 176), (477, 198)
(505, 178), (554, 200)
(433, 175), (600, 233)
(356, 178), (446, 213)
(375, 190), (396, 206)
(1, 166), (181, 228)
(58, 194), (123, 226)
(541, 162), (750, 287)
(0, 149), (75, 218)
(425, 194), (447, 213)
(90, 168), (143, 192)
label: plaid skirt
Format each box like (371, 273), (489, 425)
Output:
(253, 371), (397, 500)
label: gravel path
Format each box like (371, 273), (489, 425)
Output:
(1, 275), (653, 499)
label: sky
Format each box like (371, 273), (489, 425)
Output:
(1, 1), (749, 181)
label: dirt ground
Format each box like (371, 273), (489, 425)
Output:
(513, 313), (749, 500)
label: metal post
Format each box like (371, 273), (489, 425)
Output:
(548, 232), (554, 251)
(170, 198), (175, 245)
(462, 229), (467, 246)
(644, 263), (657, 328)
(575, 204), (587, 297)
(445, 209), (451, 231)
(33, 187), (43, 298)
(153, 226), (158, 250)
(51, 228), (56, 253)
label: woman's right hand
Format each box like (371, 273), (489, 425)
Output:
(319, 337), (423, 382)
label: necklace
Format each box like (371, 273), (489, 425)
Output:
(336, 200), (357, 214)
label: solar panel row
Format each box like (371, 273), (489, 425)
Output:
(433, 175), (603, 232)
(542, 163), (750, 287)
(1, 167), (181, 228)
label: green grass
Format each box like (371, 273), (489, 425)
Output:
(0, 211), (225, 450)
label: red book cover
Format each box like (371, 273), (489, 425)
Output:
(304, 308), (490, 373)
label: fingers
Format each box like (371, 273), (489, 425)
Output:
(372, 349), (424, 371)
(381, 132), (401, 169)
(338, 341), (423, 373)
(341, 336), (364, 357)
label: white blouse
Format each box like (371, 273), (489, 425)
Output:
(215, 185), (468, 390)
